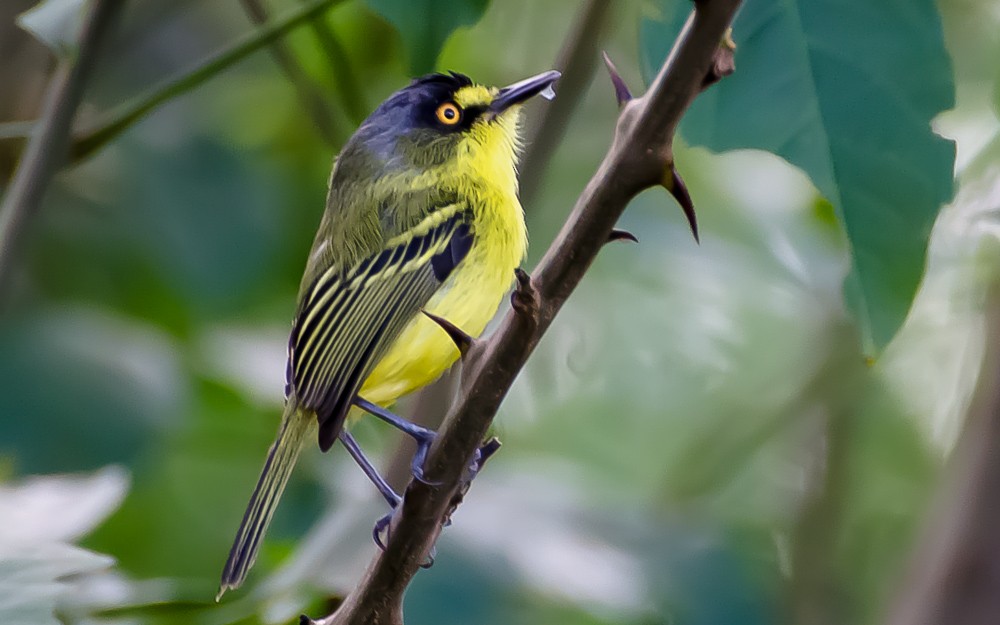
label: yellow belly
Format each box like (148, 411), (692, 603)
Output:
(358, 190), (526, 406)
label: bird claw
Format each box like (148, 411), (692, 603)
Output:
(373, 511), (393, 551)
(371, 510), (434, 568)
(369, 437), (502, 562)
(420, 545), (436, 569)
(410, 430), (442, 486)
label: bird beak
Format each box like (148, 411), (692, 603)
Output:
(490, 70), (561, 114)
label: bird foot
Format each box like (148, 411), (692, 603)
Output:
(409, 428), (441, 486)
(353, 396), (442, 485)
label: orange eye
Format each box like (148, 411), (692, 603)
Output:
(435, 102), (462, 125)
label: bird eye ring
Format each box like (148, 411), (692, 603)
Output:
(435, 102), (462, 125)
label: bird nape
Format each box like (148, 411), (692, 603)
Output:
(217, 69), (560, 598)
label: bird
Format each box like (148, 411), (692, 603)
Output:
(218, 69), (561, 597)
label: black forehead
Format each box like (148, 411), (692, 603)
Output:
(406, 71), (473, 101)
(411, 71), (473, 91)
(361, 72), (479, 135)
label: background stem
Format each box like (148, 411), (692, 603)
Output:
(0, 0), (125, 294)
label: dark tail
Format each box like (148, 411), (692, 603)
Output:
(218, 406), (311, 599)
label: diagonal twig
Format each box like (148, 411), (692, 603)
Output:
(239, 0), (345, 145)
(518, 0), (615, 208)
(0, 0), (125, 293)
(304, 11), (367, 127)
(303, 2), (744, 624)
(69, 0), (347, 163)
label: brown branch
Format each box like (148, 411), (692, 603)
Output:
(239, 0), (345, 145)
(304, 2), (743, 624)
(0, 0), (124, 293)
(517, 0), (614, 208)
(883, 284), (1000, 625)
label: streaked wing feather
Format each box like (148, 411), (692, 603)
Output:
(287, 205), (474, 451)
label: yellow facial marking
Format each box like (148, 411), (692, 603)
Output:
(453, 85), (496, 109)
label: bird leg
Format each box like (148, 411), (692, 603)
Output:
(353, 396), (438, 484)
(371, 437), (503, 565)
(339, 431), (401, 509)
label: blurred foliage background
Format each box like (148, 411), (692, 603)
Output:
(1, 0), (998, 624)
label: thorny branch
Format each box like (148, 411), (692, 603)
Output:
(304, 2), (743, 624)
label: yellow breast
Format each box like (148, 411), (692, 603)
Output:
(359, 109), (527, 405)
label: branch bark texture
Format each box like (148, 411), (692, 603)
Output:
(884, 285), (1000, 625)
(309, 2), (743, 623)
(0, 0), (124, 292)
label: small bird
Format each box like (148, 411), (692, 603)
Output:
(219, 69), (560, 596)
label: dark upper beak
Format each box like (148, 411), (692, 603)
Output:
(490, 70), (561, 114)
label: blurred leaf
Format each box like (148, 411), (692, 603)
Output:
(0, 309), (184, 474)
(364, 0), (490, 74)
(16, 0), (85, 57)
(33, 136), (292, 332)
(0, 544), (112, 625)
(818, 380), (937, 624)
(0, 466), (128, 547)
(86, 379), (323, 583)
(0, 468), (126, 625)
(640, 0), (956, 352)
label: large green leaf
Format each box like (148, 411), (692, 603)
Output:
(640, 0), (956, 351)
(365, 0), (490, 74)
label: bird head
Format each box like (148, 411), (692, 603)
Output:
(348, 70), (561, 188)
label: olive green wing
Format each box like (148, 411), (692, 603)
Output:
(287, 204), (474, 451)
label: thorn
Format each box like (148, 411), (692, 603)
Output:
(602, 51), (632, 108)
(514, 267), (531, 291)
(511, 268), (539, 319)
(703, 28), (737, 90)
(607, 229), (639, 244)
(422, 310), (474, 355)
(664, 165), (699, 243)
(722, 27), (737, 52)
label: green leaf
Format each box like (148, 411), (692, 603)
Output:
(640, 0), (956, 352)
(16, 0), (87, 58)
(365, 0), (490, 74)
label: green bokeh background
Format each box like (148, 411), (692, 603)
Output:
(1, 0), (998, 624)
